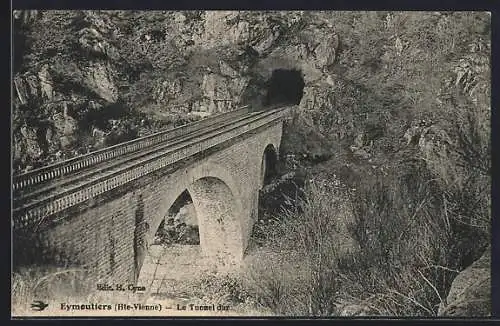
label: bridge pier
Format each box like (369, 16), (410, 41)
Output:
(189, 177), (244, 264)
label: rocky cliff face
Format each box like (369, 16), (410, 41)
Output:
(14, 11), (489, 175)
(12, 10), (343, 171)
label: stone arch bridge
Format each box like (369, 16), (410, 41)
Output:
(12, 106), (292, 283)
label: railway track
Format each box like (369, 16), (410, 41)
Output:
(14, 109), (262, 206)
(13, 108), (287, 222)
(12, 106), (252, 194)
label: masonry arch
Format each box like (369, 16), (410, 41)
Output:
(144, 163), (244, 273)
(137, 175), (243, 282)
(261, 144), (278, 188)
(151, 175), (243, 261)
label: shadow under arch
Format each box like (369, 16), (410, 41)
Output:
(261, 144), (278, 188)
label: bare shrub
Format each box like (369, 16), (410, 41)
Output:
(248, 150), (488, 316)
(245, 180), (354, 316)
(243, 251), (310, 316)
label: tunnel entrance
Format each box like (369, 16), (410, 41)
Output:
(264, 69), (305, 107)
(154, 190), (200, 246)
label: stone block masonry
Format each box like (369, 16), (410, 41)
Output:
(16, 118), (284, 284)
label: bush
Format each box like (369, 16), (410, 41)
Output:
(246, 150), (489, 316)
(246, 180), (355, 316)
(11, 266), (94, 314)
(243, 251), (311, 316)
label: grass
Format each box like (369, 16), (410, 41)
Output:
(12, 266), (93, 315)
(243, 152), (490, 317)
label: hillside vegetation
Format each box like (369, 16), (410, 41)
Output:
(12, 11), (490, 317)
(259, 11), (490, 317)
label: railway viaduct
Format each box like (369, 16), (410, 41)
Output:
(12, 106), (292, 284)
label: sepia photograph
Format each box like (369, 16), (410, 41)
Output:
(11, 10), (491, 318)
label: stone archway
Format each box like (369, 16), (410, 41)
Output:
(137, 176), (242, 285)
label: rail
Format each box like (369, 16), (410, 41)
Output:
(13, 110), (262, 205)
(12, 106), (251, 192)
(13, 108), (288, 231)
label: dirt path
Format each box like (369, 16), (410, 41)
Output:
(138, 244), (223, 295)
(129, 244), (273, 316)
(12, 244), (275, 317)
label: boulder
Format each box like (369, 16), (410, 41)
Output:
(438, 247), (491, 317)
(38, 64), (53, 100)
(218, 60), (239, 78)
(81, 62), (118, 103)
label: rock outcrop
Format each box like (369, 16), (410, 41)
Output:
(438, 247), (491, 317)
(13, 10), (346, 170)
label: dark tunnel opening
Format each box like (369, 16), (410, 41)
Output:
(264, 69), (305, 107)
